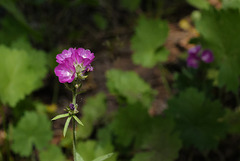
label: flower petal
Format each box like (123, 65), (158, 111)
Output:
(76, 48), (95, 61)
(54, 63), (76, 83)
(56, 48), (75, 63)
(188, 45), (201, 56)
(201, 50), (214, 63)
(187, 55), (199, 68)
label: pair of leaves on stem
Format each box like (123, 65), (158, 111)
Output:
(52, 113), (83, 137)
(52, 104), (113, 161)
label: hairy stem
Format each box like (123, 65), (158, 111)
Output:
(72, 89), (77, 161)
(73, 118), (77, 161)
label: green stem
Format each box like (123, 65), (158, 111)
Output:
(72, 89), (77, 106)
(72, 89), (77, 161)
(73, 118), (77, 161)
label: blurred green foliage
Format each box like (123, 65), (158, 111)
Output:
(11, 112), (53, 156)
(166, 88), (226, 151)
(1, 0), (240, 161)
(186, 0), (210, 9)
(222, 0), (240, 9)
(78, 93), (107, 139)
(39, 144), (67, 161)
(195, 9), (240, 93)
(106, 69), (157, 108)
(120, 0), (141, 11)
(0, 39), (47, 107)
(131, 16), (169, 68)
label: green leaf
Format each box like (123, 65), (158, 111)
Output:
(120, 0), (141, 11)
(207, 69), (219, 86)
(131, 16), (169, 67)
(0, 39), (47, 107)
(222, 0), (240, 9)
(39, 144), (66, 161)
(77, 117), (94, 139)
(77, 140), (116, 161)
(76, 152), (85, 161)
(218, 56), (240, 93)
(78, 93), (107, 139)
(166, 88), (227, 151)
(131, 152), (155, 161)
(64, 117), (72, 137)
(73, 115), (84, 126)
(186, 0), (210, 9)
(11, 112), (53, 156)
(110, 104), (151, 147)
(195, 9), (240, 93)
(92, 153), (114, 161)
(138, 117), (182, 161)
(106, 69), (157, 108)
(82, 92), (107, 121)
(60, 128), (73, 148)
(223, 108), (240, 134)
(52, 113), (69, 121)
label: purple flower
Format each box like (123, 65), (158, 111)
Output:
(54, 48), (95, 83)
(56, 48), (75, 64)
(54, 61), (76, 83)
(186, 45), (214, 69)
(201, 50), (214, 63)
(188, 45), (201, 56)
(69, 103), (75, 110)
(187, 55), (199, 69)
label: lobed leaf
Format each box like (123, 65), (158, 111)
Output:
(131, 16), (169, 67)
(78, 93), (107, 139)
(106, 69), (157, 108)
(11, 112), (52, 156)
(39, 144), (66, 161)
(166, 88), (227, 151)
(77, 140), (116, 161)
(0, 39), (47, 107)
(195, 9), (240, 93)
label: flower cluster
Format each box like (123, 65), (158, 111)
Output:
(54, 48), (95, 83)
(187, 45), (214, 68)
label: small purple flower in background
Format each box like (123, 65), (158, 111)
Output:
(201, 50), (214, 63)
(186, 45), (214, 68)
(188, 45), (201, 56)
(54, 48), (95, 83)
(187, 55), (199, 68)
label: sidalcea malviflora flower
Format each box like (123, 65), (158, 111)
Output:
(186, 45), (214, 68)
(54, 48), (95, 83)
